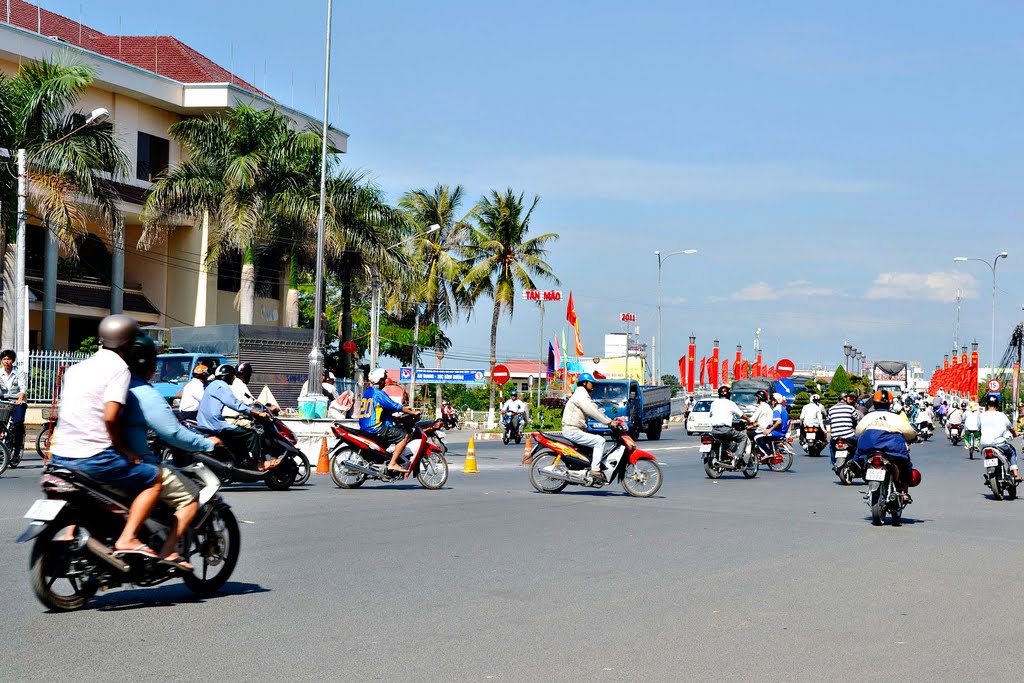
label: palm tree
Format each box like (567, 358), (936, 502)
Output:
(461, 189), (559, 423)
(0, 56), (129, 348)
(142, 105), (321, 324)
(399, 184), (475, 414)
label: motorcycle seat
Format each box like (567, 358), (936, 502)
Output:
(44, 465), (136, 506)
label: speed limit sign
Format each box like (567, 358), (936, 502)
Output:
(987, 378), (1002, 393)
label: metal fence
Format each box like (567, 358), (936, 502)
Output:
(25, 350), (89, 404)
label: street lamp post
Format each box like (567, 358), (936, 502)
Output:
(654, 248), (697, 384)
(16, 106), (110, 360)
(843, 342), (852, 372)
(954, 252), (1008, 376)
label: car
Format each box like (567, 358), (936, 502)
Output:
(685, 399), (714, 435)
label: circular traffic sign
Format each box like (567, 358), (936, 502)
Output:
(492, 364), (511, 385)
(775, 358), (795, 378)
(342, 340), (357, 354)
(987, 378), (1002, 393)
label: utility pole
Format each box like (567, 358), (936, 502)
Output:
(410, 306), (419, 409)
(536, 301), (545, 414)
(953, 288), (961, 352)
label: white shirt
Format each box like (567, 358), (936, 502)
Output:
(751, 402), (773, 430)
(179, 377), (206, 413)
(709, 398), (743, 427)
(800, 403), (826, 428)
(915, 407), (935, 425)
(980, 410), (1012, 446)
(0, 365), (25, 398)
(964, 409), (982, 430)
(947, 409), (964, 425)
(223, 377), (255, 418)
(50, 349), (130, 459)
(501, 399), (527, 415)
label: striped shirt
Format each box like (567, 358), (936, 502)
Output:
(827, 402), (860, 439)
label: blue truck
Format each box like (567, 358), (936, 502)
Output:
(152, 352), (231, 404)
(585, 379), (673, 440)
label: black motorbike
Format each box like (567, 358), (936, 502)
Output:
(832, 437), (862, 485)
(17, 461), (239, 611)
(502, 412), (526, 445)
(983, 446), (1019, 501)
(947, 423), (963, 446)
(701, 422), (759, 479)
(863, 452), (916, 526)
(916, 422), (933, 441)
(441, 410), (459, 431)
(167, 405), (306, 490)
(801, 425), (827, 457)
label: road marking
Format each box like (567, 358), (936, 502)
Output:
(643, 445), (699, 452)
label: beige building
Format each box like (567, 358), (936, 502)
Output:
(1, 1), (346, 350)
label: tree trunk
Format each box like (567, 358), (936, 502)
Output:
(434, 309), (443, 418)
(110, 225), (124, 314)
(340, 277), (353, 380)
(488, 297), (500, 428)
(239, 245), (255, 324)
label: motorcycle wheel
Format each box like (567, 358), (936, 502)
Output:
(768, 448), (793, 473)
(182, 506), (241, 596)
(416, 453), (448, 490)
(502, 432), (510, 445)
(330, 449), (367, 489)
(264, 457), (297, 491)
(0, 443), (10, 476)
(36, 425), (52, 459)
(529, 452), (568, 493)
(891, 501), (903, 527)
(741, 458), (759, 479)
(291, 453), (311, 486)
(30, 517), (99, 612)
(703, 457), (723, 479)
(1007, 484), (1018, 501)
(869, 485), (885, 526)
(989, 470), (1004, 501)
(621, 460), (663, 498)
(838, 466), (856, 486)
(515, 433), (522, 445)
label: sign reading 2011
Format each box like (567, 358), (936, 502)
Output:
(523, 289), (563, 302)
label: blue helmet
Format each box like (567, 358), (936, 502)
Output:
(577, 372), (596, 386)
(510, 389), (518, 397)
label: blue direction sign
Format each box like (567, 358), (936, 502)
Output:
(774, 378), (795, 399)
(399, 368), (486, 384)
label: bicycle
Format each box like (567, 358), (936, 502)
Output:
(964, 429), (980, 460)
(0, 400), (25, 475)
(36, 406), (56, 460)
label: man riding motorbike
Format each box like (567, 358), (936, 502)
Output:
(709, 386), (751, 464)
(827, 392), (860, 467)
(124, 335), (224, 570)
(225, 361), (279, 424)
(49, 314), (163, 558)
(754, 393), (790, 459)
(799, 394), (826, 447)
(980, 394), (1022, 482)
(356, 368), (421, 473)
(946, 401), (965, 438)
(177, 363), (209, 421)
(855, 389), (918, 503)
(561, 372), (613, 481)
(197, 365), (274, 471)
(441, 401), (458, 429)
(500, 389), (529, 438)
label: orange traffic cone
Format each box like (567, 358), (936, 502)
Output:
(463, 437), (479, 473)
(522, 436), (533, 465)
(315, 436), (330, 474)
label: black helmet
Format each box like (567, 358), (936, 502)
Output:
(236, 361), (253, 381)
(985, 394), (1001, 408)
(718, 386), (731, 398)
(754, 389), (768, 402)
(128, 334), (158, 375)
(98, 314), (141, 351)
(214, 364), (236, 383)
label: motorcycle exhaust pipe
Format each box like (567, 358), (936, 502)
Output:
(341, 460), (380, 477)
(538, 467), (582, 483)
(84, 536), (130, 573)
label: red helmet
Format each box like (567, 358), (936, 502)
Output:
(909, 469), (922, 487)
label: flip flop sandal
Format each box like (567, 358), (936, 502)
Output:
(158, 556), (194, 572)
(114, 544), (159, 559)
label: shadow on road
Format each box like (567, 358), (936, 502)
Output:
(91, 581), (270, 612)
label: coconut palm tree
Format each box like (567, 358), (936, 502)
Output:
(0, 56), (129, 348)
(142, 105), (322, 324)
(399, 184), (475, 413)
(461, 189), (559, 422)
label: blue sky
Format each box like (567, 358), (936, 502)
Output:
(47, 0), (1024, 372)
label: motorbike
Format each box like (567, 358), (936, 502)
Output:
(982, 446), (1019, 501)
(750, 428), (794, 472)
(328, 413), (449, 490)
(17, 461), (239, 611)
(502, 412), (526, 445)
(832, 437), (862, 485)
(169, 405), (306, 490)
(699, 423), (759, 479)
(947, 423), (963, 446)
(0, 400), (24, 473)
(863, 452), (919, 526)
(528, 419), (663, 497)
(801, 425), (827, 457)
(441, 409), (459, 431)
(916, 422), (933, 441)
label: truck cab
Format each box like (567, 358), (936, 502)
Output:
(152, 353), (231, 404)
(585, 379), (672, 440)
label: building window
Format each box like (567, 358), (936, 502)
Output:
(137, 132), (170, 181)
(217, 250), (242, 292)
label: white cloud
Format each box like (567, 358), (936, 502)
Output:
(866, 271), (979, 302)
(711, 280), (837, 302)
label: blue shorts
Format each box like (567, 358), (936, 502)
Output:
(53, 449), (159, 491)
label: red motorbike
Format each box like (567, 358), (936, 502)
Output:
(328, 414), (448, 489)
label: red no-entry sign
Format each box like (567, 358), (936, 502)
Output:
(775, 359), (795, 378)
(492, 364), (511, 385)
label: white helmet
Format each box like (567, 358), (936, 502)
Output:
(368, 367), (387, 383)
(811, 394), (821, 403)
(773, 392), (785, 403)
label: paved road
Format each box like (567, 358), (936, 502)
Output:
(1, 427), (1021, 681)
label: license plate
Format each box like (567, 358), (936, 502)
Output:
(435, 430), (447, 439)
(699, 443), (712, 453)
(23, 499), (66, 521)
(836, 450), (848, 458)
(984, 458), (999, 468)
(865, 468), (887, 482)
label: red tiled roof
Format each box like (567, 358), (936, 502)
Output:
(3, 0), (266, 97)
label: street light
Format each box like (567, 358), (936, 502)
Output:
(953, 251), (1008, 377)
(16, 107), (112, 359)
(843, 342), (852, 372)
(654, 248), (698, 384)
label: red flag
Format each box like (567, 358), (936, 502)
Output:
(709, 351), (719, 387)
(700, 357), (707, 386)
(566, 291), (584, 356)
(722, 360), (730, 384)
(678, 356), (687, 388)
(741, 360), (750, 379)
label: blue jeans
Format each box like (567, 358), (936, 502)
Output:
(829, 435), (858, 467)
(52, 449), (159, 490)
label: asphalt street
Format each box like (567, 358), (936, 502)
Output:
(1, 426), (1022, 682)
